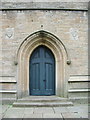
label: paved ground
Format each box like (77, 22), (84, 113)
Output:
(0, 104), (90, 119)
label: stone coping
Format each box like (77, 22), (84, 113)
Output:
(0, 2), (89, 10)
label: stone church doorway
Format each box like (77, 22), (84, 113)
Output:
(29, 45), (55, 96)
(17, 30), (69, 99)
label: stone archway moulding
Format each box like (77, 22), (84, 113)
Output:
(17, 30), (70, 99)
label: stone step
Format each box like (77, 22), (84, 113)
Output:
(17, 97), (70, 103)
(13, 96), (74, 107)
(13, 101), (73, 107)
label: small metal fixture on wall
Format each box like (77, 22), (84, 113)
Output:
(67, 60), (71, 65)
(14, 61), (18, 65)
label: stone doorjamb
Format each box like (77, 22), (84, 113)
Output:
(16, 30), (70, 99)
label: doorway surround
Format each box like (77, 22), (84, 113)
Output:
(16, 30), (70, 99)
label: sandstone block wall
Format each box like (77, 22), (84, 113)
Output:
(0, 2), (89, 103)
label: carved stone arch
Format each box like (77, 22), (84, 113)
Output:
(17, 30), (70, 98)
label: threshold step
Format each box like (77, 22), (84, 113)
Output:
(17, 96), (70, 103)
(13, 102), (73, 107)
(17, 98), (69, 103)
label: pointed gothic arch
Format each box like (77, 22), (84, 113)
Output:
(17, 30), (70, 98)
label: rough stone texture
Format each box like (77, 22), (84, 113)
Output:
(0, 2), (88, 10)
(1, 10), (88, 75)
(0, 2), (89, 102)
(0, 0), (90, 3)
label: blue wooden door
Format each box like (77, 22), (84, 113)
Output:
(29, 45), (55, 95)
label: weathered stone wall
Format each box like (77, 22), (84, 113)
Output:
(0, 2), (88, 10)
(1, 10), (88, 74)
(0, 2), (89, 103)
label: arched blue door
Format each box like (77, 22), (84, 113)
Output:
(29, 45), (55, 95)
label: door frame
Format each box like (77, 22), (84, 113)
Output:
(17, 30), (70, 99)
